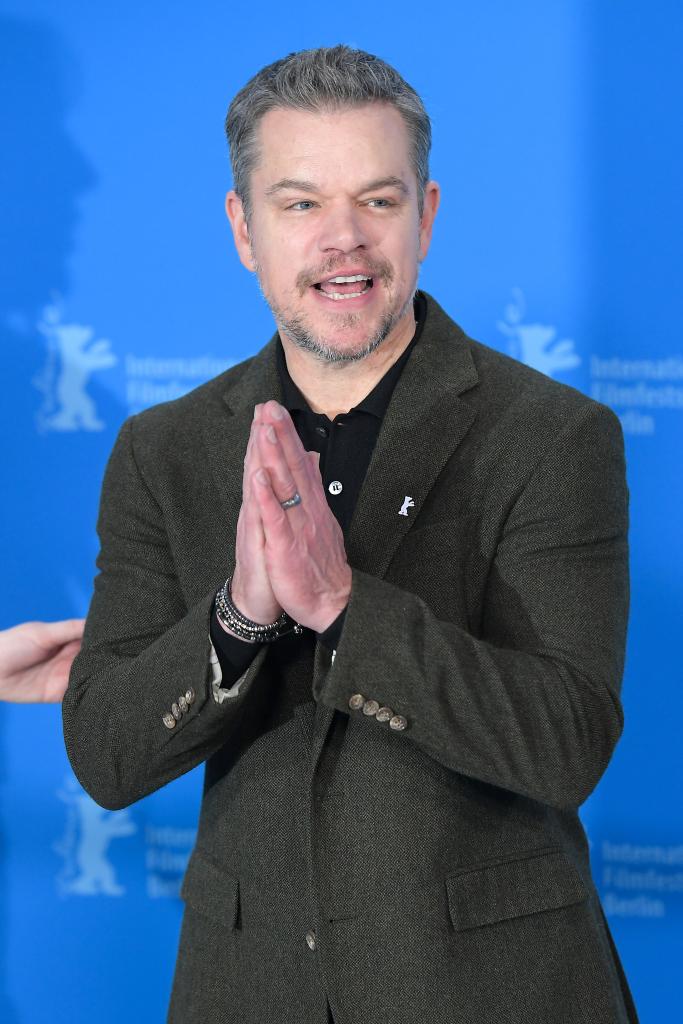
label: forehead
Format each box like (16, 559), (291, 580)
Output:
(253, 103), (414, 189)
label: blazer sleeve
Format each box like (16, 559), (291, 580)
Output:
(312, 402), (630, 811)
(62, 416), (268, 811)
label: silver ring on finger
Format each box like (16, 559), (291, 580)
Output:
(280, 491), (302, 510)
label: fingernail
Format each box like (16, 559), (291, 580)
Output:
(271, 403), (285, 420)
(253, 404), (261, 419)
(266, 425), (277, 444)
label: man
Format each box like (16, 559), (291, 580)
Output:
(0, 619), (83, 702)
(63, 45), (637, 1023)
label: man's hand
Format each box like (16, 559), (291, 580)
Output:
(252, 400), (352, 633)
(0, 619), (84, 703)
(230, 404), (285, 626)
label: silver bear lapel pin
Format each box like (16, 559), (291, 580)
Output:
(398, 496), (415, 517)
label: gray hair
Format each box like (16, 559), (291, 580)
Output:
(225, 45), (431, 223)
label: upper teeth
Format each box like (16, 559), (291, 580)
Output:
(326, 275), (371, 283)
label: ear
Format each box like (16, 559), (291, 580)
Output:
(418, 180), (440, 262)
(225, 190), (256, 272)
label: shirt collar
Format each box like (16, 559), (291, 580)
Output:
(276, 291), (427, 420)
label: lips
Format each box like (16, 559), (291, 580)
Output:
(297, 257), (392, 303)
(313, 271), (374, 300)
(315, 274), (374, 299)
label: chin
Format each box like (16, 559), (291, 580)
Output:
(290, 328), (387, 365)
(279, 304), (395, 364)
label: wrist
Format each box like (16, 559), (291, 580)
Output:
(214, 610), (258, 644)
(215, 576), (301, 644)
(311, 574), (352, 634)
(231, 571), (282, 625)
(313, 602), (348, 634)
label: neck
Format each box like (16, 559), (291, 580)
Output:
(279, 306), (417, 420)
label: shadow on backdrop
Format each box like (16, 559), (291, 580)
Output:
(0, 16), (98, 1021)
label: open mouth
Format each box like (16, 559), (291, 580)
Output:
(313, 274), (374, 300)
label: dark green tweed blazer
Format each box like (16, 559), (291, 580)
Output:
(63, 292), (638, 1024)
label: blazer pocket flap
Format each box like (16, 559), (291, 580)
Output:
(180, 849), (240, 930)
(446, 848), (587, 932)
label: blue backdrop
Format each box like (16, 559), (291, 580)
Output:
(1, 2), (681, 1020)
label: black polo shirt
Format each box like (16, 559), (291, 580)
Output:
(210, 291), (427, 686)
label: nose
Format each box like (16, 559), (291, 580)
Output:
(316, 201), (370, 254)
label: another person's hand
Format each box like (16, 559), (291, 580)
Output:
(0, 619), (84, 703)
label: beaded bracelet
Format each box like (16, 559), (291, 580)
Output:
(215, 575), (303, 643)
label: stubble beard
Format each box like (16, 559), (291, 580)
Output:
(268, 297), (414, 365)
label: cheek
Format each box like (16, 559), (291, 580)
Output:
(265, 225), (312, 272)
(378, 220), (421, 261)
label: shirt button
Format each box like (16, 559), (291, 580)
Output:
(328, 480), (343, 496)
(315, 425), (328, 437)
(305, 930), (317, 951)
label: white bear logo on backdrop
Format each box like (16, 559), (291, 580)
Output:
(498, 287), (580, 378)
(34, 299), (117, 432)
(54, 774), (136, 897)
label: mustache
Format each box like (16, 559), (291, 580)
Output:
(296, 256), (394, 294)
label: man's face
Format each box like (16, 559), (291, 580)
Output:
(226, 103), (439, 363)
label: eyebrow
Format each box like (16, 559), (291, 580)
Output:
(264, 175), (410, 198)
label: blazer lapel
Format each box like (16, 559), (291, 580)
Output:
(345, 293), (479, 577)
(311, 294), (480, 767)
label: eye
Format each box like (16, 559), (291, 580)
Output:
(288, 200), (317, 211)
(367, 198), (393, 208)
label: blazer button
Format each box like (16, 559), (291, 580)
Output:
(389, 715), (408, 731)
(376, 706), (393, 722)
(349, 693), (365, 711)
(185, 688), (196, 705)
(171, 702), (182, 721)
(362, 699), (380, 716)
(305, 930), (317, 951)
(162, 713), (176, 730)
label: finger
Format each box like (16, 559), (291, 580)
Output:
(53, 639), (82, 670)
(245, 453), (266, 530)
(306, 451), (325, 495)
(28, 619), (86, 649)
(45, 619), (85, 642)
(256, 423), (305, 510)
(253, 467), (294, 547)
(45, 640), (82, 701)
(242, 421), (259, 494)
(241, 426), (266, 537)
(260, 401), (315, 503)
(243, 416), (271, 506)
